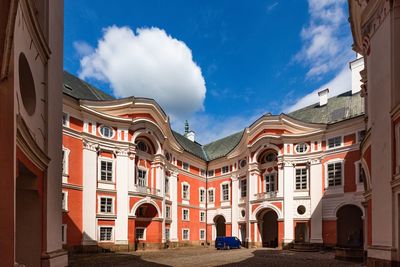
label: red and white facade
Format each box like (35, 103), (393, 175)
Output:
(62, 65), (367, 251)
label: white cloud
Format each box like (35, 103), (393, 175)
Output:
(267, 2), (279, 12)
(283, 66), (351, 113)
(77, 26), (206, 121)
(295, 0), (352, 79)
(73, 41), (94, 57)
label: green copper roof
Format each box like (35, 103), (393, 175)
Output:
(63, 72), (364, 162)
(63, 71), (114, 101)
(288, 91), (364, 124)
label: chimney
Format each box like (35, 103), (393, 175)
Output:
(350, 55), (364, 94)
(184, 120), (195, 142)
(318, 88), (329, 106)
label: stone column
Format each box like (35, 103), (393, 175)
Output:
(283, 161), (294, 245)
(277, 161), (284, 198)
(115, 149), (129, 246)
(169, 170), (179, 242)
(154, 155), (165, 243)
(231, 175), (239, 237)
(309, 159), (323, 244)
(127, 146), (136, 192)
(82, 140), (98, 245)
(246, 163), (259, 244)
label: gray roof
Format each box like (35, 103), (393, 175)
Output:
(288, 91), (364, 124)
(62, 72), (364, 162)
(63, 71), (114, 101)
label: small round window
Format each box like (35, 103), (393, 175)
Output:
(99, 126), (114, 138)
(19, 53), (36, 115)
(297, 205), (306, 215)
(240, 159), (247, 168)
(241, 209), (245, 218)
(295, 143), (308, 153)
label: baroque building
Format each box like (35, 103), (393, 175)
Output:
(0, 0), (67, 266)
(61, 56), (367, 252)
(349, 0), (400, 266)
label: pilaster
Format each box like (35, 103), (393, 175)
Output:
(115, 149), (129, 245)
(283, 161), (294, 244)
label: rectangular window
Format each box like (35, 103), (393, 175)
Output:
(240, 179), (247, 198)
(200, 211), (205, 222)
(166, 206), (171, 218)
(200, 169), (206, 176)
(295, 168), (308, 190)
(222, 184), (229, 201)
(100, 160), (113, 182)
(265, 173), (276, 192)
(62, 191), (68, 211)
(137, 169), (147, 187)
(358, 163), (364, 183)
(182, 229), (189, 240)
(182, 184), (189, 200)
(165, 177), (169, 194)
(182, 209), (189, 221)
(62, 149), (68, 175)
(208, 189), (214, 203)
(200, 229), (205, 240)
(328, 136), (342, 148)
(100, 227), (112, 241)
(207, 170), (214, 177)
(222, 166), (229, 174)
(327, 162), (342, 187)
(62, 224), (67, 244)
(165, 228), (170, 241)
(183, 162), (189, 171)
(199, 189), (205, 203)
(358, 130), (366, 143)
(100, 197), (113, 213)
(135, 228), (145, 240)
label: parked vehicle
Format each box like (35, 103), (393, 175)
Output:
(215, 236), (241, 249)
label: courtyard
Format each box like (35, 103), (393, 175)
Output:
(69, 247), (363, 267)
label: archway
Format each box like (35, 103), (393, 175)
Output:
(134, 202), (160, 249)
(336, 205), (363, 248)
(214, 215), (226, 237)
(258, 209), (278, 248)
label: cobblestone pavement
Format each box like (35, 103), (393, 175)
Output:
(69, 247), (365, 267)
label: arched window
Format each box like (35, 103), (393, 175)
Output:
(260, 151), (277, 164)
(137, 141), (148, 153)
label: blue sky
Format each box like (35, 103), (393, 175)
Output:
(64, 0), (355, 144)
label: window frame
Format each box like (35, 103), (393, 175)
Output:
(135, 227), (146, 240)
(98, 226), (114, 242)
(62, 190), (68, 211)
(295, 143), (309, 154)
(207, 170), (214, 177)
(199, 211), (206, 222)
(182, 208), (190, 221)
(264, 172), (276, 192)
(327, 136), (343, 149)
(295, 167), (308, 190)
(99, 158), (114, 183)
(240, 178), (247, 198)
(62, 112), (70, 127)
(98, 196), (115, 214)
(62, 147), (70, 178)
(181, 182), (190, 200)
(220, 182), (230, 202)
(199, 188), (206, 203)
(208, 188), (215, 203)
(199, 229), (206, 240)
(136, 166), (148, 187)
(325, 160), (344, 188)
(200, 169), (206, 177)
(221, 165), (229, 174)
(182, 162), (190, 171)
(99, 125), (115, 139)
(182, 228), (190, 241)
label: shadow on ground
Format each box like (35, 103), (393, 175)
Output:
(68, 252), (170, 267)
(220, 249), (362, 267)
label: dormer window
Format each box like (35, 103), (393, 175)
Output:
(99, 125), (114, 138)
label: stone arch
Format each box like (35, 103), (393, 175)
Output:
(131, 198), (161, 218)
(253, 203), (283, 220)
(251, 143), (281, 164)
(255, 208), (279, 248)
(333, 202), (365, 218)
(214, 215), (226, 237)
(360, 157), (371, 191)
